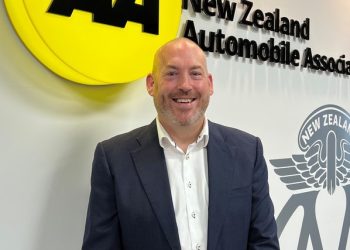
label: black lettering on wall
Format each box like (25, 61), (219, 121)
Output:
(47, 0), (159, 34)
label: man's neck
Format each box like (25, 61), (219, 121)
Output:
(159, 118), (205, 153)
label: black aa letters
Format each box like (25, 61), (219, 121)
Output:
(47, 0), (159, 34)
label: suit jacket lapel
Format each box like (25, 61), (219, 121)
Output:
(207, 121), (237, 250)
(131, 121), (181, 250)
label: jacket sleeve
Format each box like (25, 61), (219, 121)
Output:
(248, 138), (280, 250)
(82, 143), (123, 250)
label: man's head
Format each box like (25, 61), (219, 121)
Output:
(146, 38), (213, 129)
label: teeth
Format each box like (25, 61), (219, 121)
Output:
(176, 99), (192, 103)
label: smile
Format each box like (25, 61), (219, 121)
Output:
(173, 98), (196, 103)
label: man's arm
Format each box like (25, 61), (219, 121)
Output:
(248, 138), (280, 250)
(82, 143), (123, 250)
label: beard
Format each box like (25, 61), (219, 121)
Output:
(153, 94), (210, 127)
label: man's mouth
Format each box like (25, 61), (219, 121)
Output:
(173, 98), (196, 103)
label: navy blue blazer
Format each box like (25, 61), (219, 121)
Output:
(82, 120), (279, 250)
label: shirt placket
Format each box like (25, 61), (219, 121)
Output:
(183, 145), (204, 250)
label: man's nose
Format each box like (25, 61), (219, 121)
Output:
(178, 74), (192, 92)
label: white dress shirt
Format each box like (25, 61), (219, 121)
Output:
(156, 118), (209, 250)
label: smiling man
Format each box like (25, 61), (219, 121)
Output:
(82, 38), (279, 250)
(147, 38), (213, 152)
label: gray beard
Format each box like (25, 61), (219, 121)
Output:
(153, 98), (209, 127)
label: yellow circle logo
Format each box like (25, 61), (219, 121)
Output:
(5, 0), (182, 85)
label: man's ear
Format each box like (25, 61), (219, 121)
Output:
(146, 74), (155, 96)
(208, 73), (214, 95)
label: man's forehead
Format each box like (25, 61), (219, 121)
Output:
(158, 39), (204, 58)
(152, 38), (208, 74)
(162, 43), (202, 57)
(159, 47), (206, 67)
(161, 38), (198, 51)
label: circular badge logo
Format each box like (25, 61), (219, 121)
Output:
(4, 0), (182, 85)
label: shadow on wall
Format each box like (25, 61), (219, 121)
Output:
(0, 3), (145, 250)
(32, 130), (94, 250)
(0, 1), (134, 116)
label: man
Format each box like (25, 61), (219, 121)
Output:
(82, 38), (279, 250)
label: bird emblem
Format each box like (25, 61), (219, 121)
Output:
(270, 105), (350, 195)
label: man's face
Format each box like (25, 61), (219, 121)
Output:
(147, 40), (213, 128)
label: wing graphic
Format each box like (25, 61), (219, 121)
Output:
(270, 141), (325, 192)
(338, 139), (350, 186)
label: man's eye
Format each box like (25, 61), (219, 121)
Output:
(191, 71), (202, 77)
(166, 71), (177, 76)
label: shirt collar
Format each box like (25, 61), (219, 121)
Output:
(156, 117), (209, 150)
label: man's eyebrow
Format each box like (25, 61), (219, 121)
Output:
(162, 65), (204, 71)
(190, 66), (204, 70)
(164, 65), (178, 70)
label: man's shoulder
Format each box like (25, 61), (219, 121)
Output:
(99, 122), (156, 151)
(209, 120), (257, 143)
(209, 121), (263, 158)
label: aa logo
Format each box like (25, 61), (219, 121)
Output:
(4, 0), (182, 85)
(270, 105), (350, 249)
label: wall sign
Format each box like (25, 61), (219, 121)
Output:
(182, 0), (350, 76)
(4, 0), (181, 85)
(271, 105), (350, 249)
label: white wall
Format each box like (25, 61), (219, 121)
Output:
(1, 1), (349, 249)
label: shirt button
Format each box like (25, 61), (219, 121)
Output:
(187, 181), (192, 188)
(185, 154), (189, 160)
(196, 244), (201, 250)
(191, 212), (196, 219)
